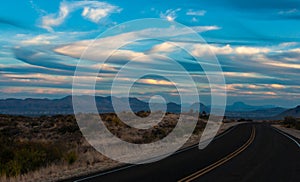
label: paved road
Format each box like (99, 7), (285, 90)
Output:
(67, 123), (300, 182)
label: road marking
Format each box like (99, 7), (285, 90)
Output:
(178, 126), (256, 182)
(74, 124), (240, 182)
(174, 124), (239, 154)
(74, 164), (136, 182)
(272, 127), (300, 148)
(135, 124), (240, 164)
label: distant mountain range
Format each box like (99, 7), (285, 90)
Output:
(275, 105), (300, 119)
(225, 102), (276, 112)
(0, 96), (299, 119)
(225, 107), (287, 119)
(0, 96), (182, 115)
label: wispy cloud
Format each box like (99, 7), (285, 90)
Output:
(40, 1), (121, 32)
(138, 79), (174, 86)
(278, 9), (298, 15)
(54, 25), (221, 62)
(186, 9), (206, 16)
(21, 35), (57, 45)
(148, 42), (176, 53)
(81, 3), (122, 23)
(191, 26), (221, 32)
(13, 47), (78, 71)
(2, 0), (300, 106)
(192, 44), (271, 57)
(279, 42), (298, 47)
(160, 8), (181, 22)
(223, 72), (274, 79)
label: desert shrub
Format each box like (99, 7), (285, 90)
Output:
(295, 122), (300, 130)
(136, 111), (150, 118)
(2, 160), (22, 177)
(141, 133), (153, 143)
(58, 124), (80, 134)
(284, 116), (297, 125)
(0, 115), (82, 178)
(65, 151), (77, 165)
(238, 118), (246, 122)
(193, 122), (206, 135)
(111, 115), (122, 126)
(1, 127), (20, 137)
(151, 128), (168, 139)
(0, 139), (65, 177)
(283, 116), (300, 130)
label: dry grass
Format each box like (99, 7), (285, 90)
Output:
(0, 113), (235, 181)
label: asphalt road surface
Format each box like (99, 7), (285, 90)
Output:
(67, 123), (300, 182)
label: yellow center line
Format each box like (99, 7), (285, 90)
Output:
(178, 126), (256, 182)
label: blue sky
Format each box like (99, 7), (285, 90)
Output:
(0, 0), (300, 107)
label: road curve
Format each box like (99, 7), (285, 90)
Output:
(65, 123), (300, 182)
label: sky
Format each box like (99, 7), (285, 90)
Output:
(0, 0), (300, 107)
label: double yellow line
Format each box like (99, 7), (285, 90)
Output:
(178, 126), (256, 182)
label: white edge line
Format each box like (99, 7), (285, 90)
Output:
(272, 126), (300, 148)
(74, 124), (239, 182)
(74, 165), (136, 182)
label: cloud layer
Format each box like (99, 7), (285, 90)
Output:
(40, 1), (121, 32)
(0, 0), (300, 107)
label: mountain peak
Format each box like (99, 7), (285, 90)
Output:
(232, 102), (247, 106)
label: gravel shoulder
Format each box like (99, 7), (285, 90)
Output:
(272, 124), (300, 140)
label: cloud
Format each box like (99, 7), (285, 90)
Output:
(235, 46), (270, 55)
(13, 47), (78, 71)
(192, 44), (233, 56)
(225, 84), (284, 96)
(29, 0), (47, 16)
(191, 26), (221, 32)
(2, 73), (71, 84)
(186, 9), (206, 16)
(269, 84), (286, 89)
(41, 3), (69, 31)
(81, 4), (121, 23)
(21, 35), (57, 45)
(12, 47), (117, 74)
(1, 87), (70, 95)
(40, 1), (121, 32)
(160, 9), (181, 22)
(279, 42), (298, 47)
(192, 44), (271, 57)
(1, 86), (111, 96)
(138, 79), (174, 86)
(278, 9), (298, 15)
(54, 25), (220, 62)
(55, 41), (146, 64)
(223, 72), (273, 79)
(252, 48), (300, 69)
(148, 42), (176, 53)
(262, 60), (300, 69)
(191, 17), (198, 22)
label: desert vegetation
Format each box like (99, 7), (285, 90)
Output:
(0, 112), (209, 181)
(282, 116), (300, 130)
(0, 114), (81, 178)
